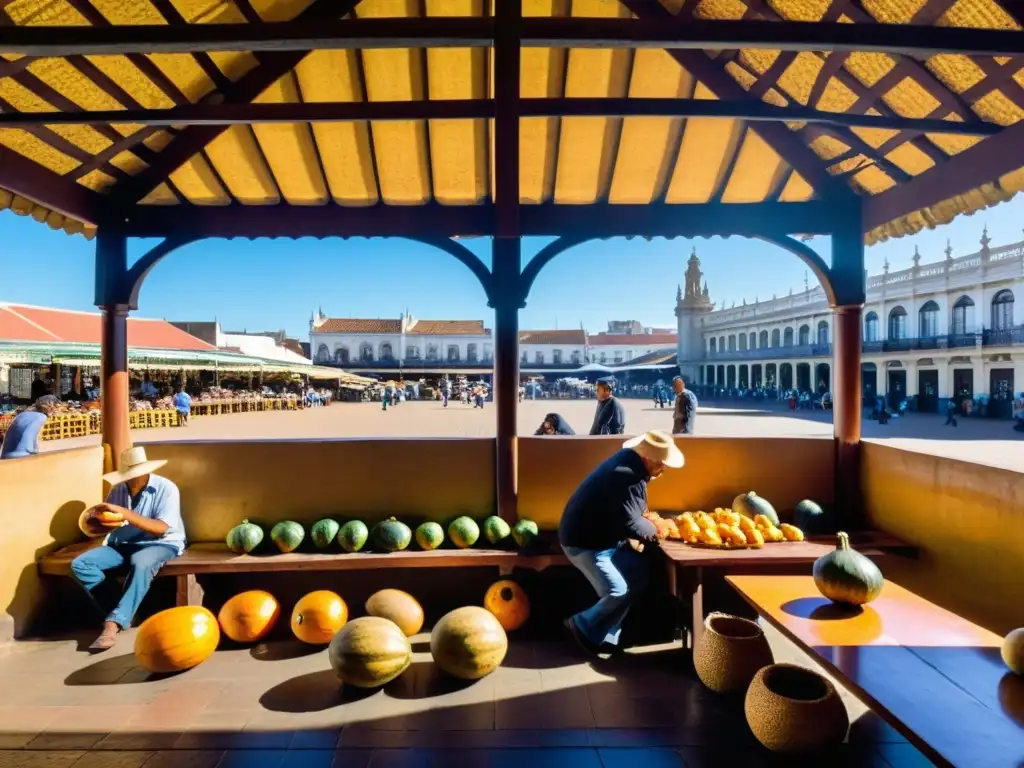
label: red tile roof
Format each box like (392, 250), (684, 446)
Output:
(519, 329), (587, 345)
(407, 320), (489, 336)
(315, 318), (402, 334)
(588, 332), (678, 346)
(0, 304), (214, 350)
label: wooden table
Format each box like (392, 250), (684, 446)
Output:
(659, 532), (904, 648)
(728, 575), (1023, 768)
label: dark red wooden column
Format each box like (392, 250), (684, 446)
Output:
(100, 304), (130, 472)
(831, 216), (866, 529)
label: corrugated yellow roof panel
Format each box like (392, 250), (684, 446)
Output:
(767, 0), (835, 21)
(664, 83), (744, 203)
(608, 49), (693, 204)
(250, 73), (328, 205)
(720, 130), (789, 203)
(294, 50), (378, 206)
(884, 142), (937, 175)
(694, 0), (749, 20)
(139, 182), (179, 205)
(938, 0), (1020, 30)
(0, 128), (80, 175)
(110, 150), (147, 176)
(926, 54), (987, 94)
(778, 171), (814, 202)
(882, 76), (942, 118)
(853, 164), (897, 194)
(77, 168), (116, 192)
(555, 0), (633, 204)
(860, 0), (927, 23)
(972, 89), (1024, 126)
(169, 154), (231, 205)
(203, 125), (281, 204)
(844, 52), (897, 89)
(425, 0), (488, 206)
(357, 0), (431, 205)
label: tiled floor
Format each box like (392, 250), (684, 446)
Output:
(0, 624), (930, 767)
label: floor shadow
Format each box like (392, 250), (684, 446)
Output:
(259, 669), (349, 713)
(781, 597), (865, 620)
(250, 640), (325, 662)
(64, 655), (176, 686)
(384, 660), (480, 700)
(998, 673), (1024, 727)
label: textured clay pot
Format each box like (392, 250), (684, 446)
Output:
(693, 612), (774, 694)
(745, 663), (849, 753)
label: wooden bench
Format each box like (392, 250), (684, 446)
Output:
(660, 531), (911, 648)
(727, 574), (1023, 768)
(40, 541), (569, 608)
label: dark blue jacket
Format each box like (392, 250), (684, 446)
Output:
(589, 396), (626, 435)
(559, 449), (658, 550)
(673, 389), (698, 434)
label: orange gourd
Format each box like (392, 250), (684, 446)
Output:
(484, 580), (530, 631)
(291, 590), (349, 644)
(217, 590), (280, 644)
(134, 606), (220, 674)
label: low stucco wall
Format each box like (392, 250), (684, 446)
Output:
(144, 439), (496, 543)
(518, 436), (835, 530)
(861, 442), (1024, 635)
(0, 447), (103, 642)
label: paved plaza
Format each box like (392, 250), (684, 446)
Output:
(45, 398), (1024, 472)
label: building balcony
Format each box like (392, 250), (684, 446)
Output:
(983, 326), (1024, 346)
(706, 343), (830, 361)
(327, 358), (494, 370)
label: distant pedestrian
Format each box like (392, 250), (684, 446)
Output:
(589, 377), (625, 436)
(173, 387), (192, 426)
(945, 399), (958, 427)
(671, 376), (698, 435)
(1, 395), (60, 459)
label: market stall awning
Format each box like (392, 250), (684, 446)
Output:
(0, 340), (373, 386)
(0, 1), (1021, 246)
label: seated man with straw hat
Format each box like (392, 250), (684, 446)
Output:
(559, 430), (684, 655)
(72, 446), (186, 651)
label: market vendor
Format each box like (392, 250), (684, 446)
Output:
(0, 395), (60, 459)
(72, 446), (186, 651)
(559, 430), (684, 655)
(589, 377), (625, 435)
(174, 386), (192, 426)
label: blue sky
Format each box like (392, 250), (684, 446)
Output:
(1, 196), (1021, 338)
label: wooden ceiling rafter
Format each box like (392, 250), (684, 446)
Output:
(108, 0), (360, 211)
(148, 0), (232, 93)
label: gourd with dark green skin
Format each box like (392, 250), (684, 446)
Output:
(512, 519), (539, 549)
(794, 500), (832, 535)
(812, 532), (884, 606)
(270, 521), (305, 553)
(415, 522), (445, 551)
(226, 520), (264, 554)
(448, 516), (480, 549)
(482, 516), (511, 545)
(311, 519), (341, 550)
(733, 492), (780, 528)
(372, 518), (413, 552)
(337, 520), (369, 553)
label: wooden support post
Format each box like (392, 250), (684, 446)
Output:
(100, 306), (130, 473)
(175, 573), (204, 607)
(493, 239), (522, 525)
(831, 215), (866, 530)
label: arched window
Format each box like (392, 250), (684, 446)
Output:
(889, 306), (908, 340)
(521, 350), (528, 364)
(738, 334), (747, 351)
(992, 289), (1014, 331)
(405, 346), (419, 360)
(771, 329), (781, 347)
(535, 351), (544, 364)
(600, 352), (607, 363)
(380, 342), (393, 362)
(427, 343), (439, 361)
(571, 350), (581, 365)
(759, 330), (769, 348)
(719, 336), (725, 351)
(447, 345), (460, 362)
(951, 295), (974, 335)
(553, 349), (563, 364)
(864, 312), (879, 342)
(783, 327), (794, 347)
(359, 342), (373, 362)
(316, 344), (329, 363)
(798, 325), (810, 346)
(817, 320), (829, 346)
(728, 335), (736, 351)
(918, 301), (939, 338)
(709, 337), (717, 355)
(748, 332), (756, 349)
(334, 346), (349, 364)
(467, 343), (478, 362)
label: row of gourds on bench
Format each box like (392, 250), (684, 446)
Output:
(225, 515), (541, 555)
(134, 580), (531, 685)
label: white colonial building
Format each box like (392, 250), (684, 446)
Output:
(676, 233), (1024, 414)
(518, 329), (587, 368)
(587, 329), (677, 366)
(310, 310), (492, 370)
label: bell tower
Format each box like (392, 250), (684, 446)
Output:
(675, 247), (714, 382)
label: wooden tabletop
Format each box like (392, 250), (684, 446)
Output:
(40, 541), (568, 576)
(660, 540), (887, 567)
(728, 575), (1022, 768)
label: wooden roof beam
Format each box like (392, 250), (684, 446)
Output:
(0, 98), (1003, 137)
(862, 120), (1024, 231)
(0, 146), (105, 225)
(3, 17), (1024, 58)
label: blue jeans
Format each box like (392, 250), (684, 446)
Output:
(70, 543), (179, 629)
(563, 542), (649, 647)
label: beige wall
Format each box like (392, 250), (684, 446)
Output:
(0, 447), (103, 642)
(145, 440), (496, 543)
(861, 443), (1024, 635)
(519, 436), (835, 529)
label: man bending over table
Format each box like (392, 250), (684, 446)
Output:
(559, 430), (684, 655)
(73, 446), (186, 651)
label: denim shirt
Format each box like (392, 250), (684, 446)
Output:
(105, 475), (187, 555)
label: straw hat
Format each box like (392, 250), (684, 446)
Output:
(102, 446), (167, 484)
(623, 430), (685, 469)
